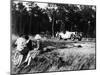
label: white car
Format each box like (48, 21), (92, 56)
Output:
(56, 31), (82, 41)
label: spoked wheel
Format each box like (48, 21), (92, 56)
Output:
(70, 34), (75, 41)
(71, 37), (75, 41)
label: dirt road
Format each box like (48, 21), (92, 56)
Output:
(57, 41), (95, 55)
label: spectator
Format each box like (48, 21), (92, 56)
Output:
(22, 34), (42, 67)
(14, 35), (31, 67)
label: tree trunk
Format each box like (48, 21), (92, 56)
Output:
(52, 16), (55, 37)
(19, 12), (22, 35)
(29, 14), (32, 34)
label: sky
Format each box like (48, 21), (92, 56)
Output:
(13, 0), (95, 10)
(36, 3), (48, 9)
(13, 1), (48, 9)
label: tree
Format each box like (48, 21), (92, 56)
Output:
(45, 4), (58, 37)
(12, 1), (96, 38)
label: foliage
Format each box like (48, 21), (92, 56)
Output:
(11, 1), (96, 38)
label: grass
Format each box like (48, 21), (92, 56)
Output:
(12, 51), (95, 74)
(11, 36), (96, 74)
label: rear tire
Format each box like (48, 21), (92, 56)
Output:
(71, 34), (75, 41)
